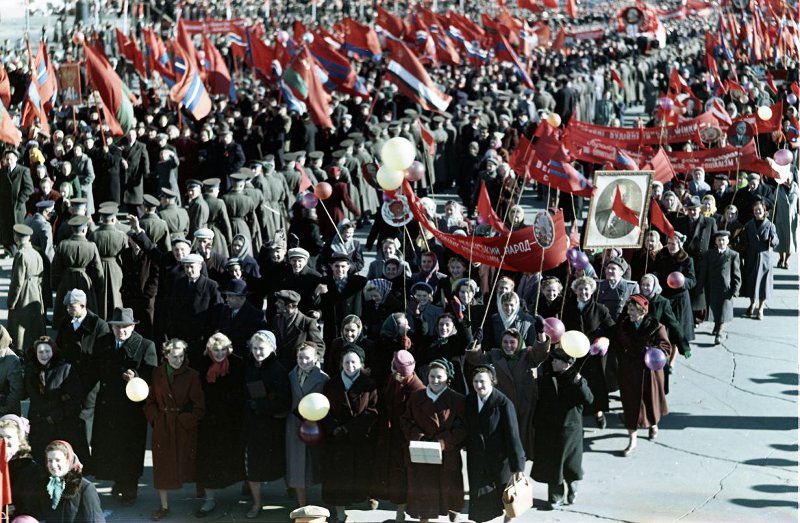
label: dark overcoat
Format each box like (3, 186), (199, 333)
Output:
(317, 274), (367, 341)
(698, 248), (742, 324)
(51, 235), (103, 327)
(0, 163), (34, 246)
(653, 249), (696, 343)
(43, 476), (106, 523)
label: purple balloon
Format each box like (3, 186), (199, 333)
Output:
(774, 149), (793, 167)
(572, 252), (590, 271)
(298, 420), (324, 446)
(567, 247), (581, 264)
(302, 192), (319, 209)
(543, 317), (565, 343)
(787, 93), (798, 105)
(644, 347), (667, 371)
(658, 97), (673, 111)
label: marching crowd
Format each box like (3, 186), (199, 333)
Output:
(0, 0), (797, 522)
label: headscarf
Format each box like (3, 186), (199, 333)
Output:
(331, 219), (356, 255)
(454, 278), (480, 305)
(231, 233), (251, 259)
(444, 201), (465, 229)
(0, 414), (30, 437)
(380, 314), (406, 340)
(205, 345), (232, 384)
(366, 279), (392, 305)
(392, 350), (416, 377)
(640, 273), (663, 298)
(418, 252), (441, 284)
(46, 440), (83, 509)
(497, 292), (520, 330)
(701, 196), (717, 217)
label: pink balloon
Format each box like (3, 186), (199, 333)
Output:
(658, 97), (673, 111)
(302, 192), (318, 209)
(12, 517), (40, 523)
(406, 161), (425, 182)
(666, 271), (685, 289)
(298, 420), (324, 446)
(644, 347), (667, 371)
(543, 317), (565, 343)
(590, 337), (609, 356)
(787, 93), (798, 105)
(774, 149), (793, 167)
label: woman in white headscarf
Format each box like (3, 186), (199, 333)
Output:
(317, 219), (365, 276)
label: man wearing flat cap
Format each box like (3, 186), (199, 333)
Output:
(315, 253), (368, 341)
(51, 215), (103, 327)
(165, 253), (222, 367)
(277, 247), (323, 315)
(202, 178), (233, 257)
(91, 207), (129, 319)
(55, 288), (112, 387)
(92, 307), (158, 504)
(185, 179), (210, 239)
(0, 148), (34, 257)
(211, 280), (268, 357)
(597, 256), (640, 322)
(290, 505), (330, 523)
(25, 199), (56, 310)
(7, 224), (46, 356)
(271, 289), (325, 369)
(675, 195), (717, 324)
(157, 187), (190, 237)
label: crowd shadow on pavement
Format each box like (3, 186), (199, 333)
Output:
(660, 412), (797, 431)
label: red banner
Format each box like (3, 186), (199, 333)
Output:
(566, 114), (711, 146)
(180, 18), (247, 34)
(402, 182), (568, 272)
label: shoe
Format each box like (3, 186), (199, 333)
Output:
(756, 310), (764, 320)
(449, 510), (459, 522)
(648, 426), (659, 440)
(596, 413), (607, 429)
(111, 482), (122, 497)
(195, 499), (216, 518)
(246, 506), (261, 519)
(714, 335), (722, 345)
(742, 307), (754, 318)
(151, 507), (170, 521)
(120, 492), (138, 506)
(622, 444), (636, 457)
(566, 482), (577, 505)
(368, 498), (379, 510)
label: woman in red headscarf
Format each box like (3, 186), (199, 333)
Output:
(42, 439), (105, 522)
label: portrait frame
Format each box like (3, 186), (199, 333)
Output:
(583, 170), (653, 250)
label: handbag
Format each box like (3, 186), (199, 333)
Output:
(502, 475), (534, 518)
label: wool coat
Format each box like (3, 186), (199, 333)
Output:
(51, 234), (103, 327)
(465, 336), (549, 459)
(0, 163), (34, 246)
(55, 311), (112, 388)
(464, 388), (526, 523)
(242, 353), (291, 482)
(196, 355), (245, 489)
(371, 373), (425, 504)
(698, 247), (742, 324)
(24, 211), (55, 310)
(317, 179), (361, 239)
(90, 331), (158, 483)
(323, 336), (377, 379)
(186, 196), (209, 239)
(145, 360), (205, 490)
(742, 219), (779, 301)
(0, 348), (23, 416)
(612, 316), (670, 430)
(285, 365), (330, 489)
(43, 476), (106, 523)
(9, 454), (48, 519)
(415, 317), (473, 396)
(271, 311), (325, 370)
(91, 224), (127, 319)
(321, 371), (379, 506)
(653, 249), (696, 343)
(775, 182), (798, 255)
(675, 215), (717, 311)
(157, 203), (190, 238)
(204, 194), (233, 257)
(122, 140), (149, 206)
(317, 274), (367, 341)
(7, 242), (46, 355)
(211, 301), (268, 358)
(532, 361), (594, 486)
(401, 387), (467, 519)
(165, 274), (222, 364)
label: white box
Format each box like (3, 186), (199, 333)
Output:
(409, 440), (442, 465)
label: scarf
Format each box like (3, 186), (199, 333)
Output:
(342, 370), (360, 391)
(206, 348), (231, 384)
(331, 222), (355, 255)
(367, 278), (392, 305)
(47, 476), (65, 509)
(426, 385), (446, 402)
(497, 300), (520, 331)
(577, 299), (589, 311)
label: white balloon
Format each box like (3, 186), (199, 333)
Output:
(126, 377), (149, 402)
(377, 166), (405, 191)
(380, 137), (416, 171)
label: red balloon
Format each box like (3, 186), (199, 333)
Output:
(666, 271), (685, 289)
(543, 317), (565, 343)
(406, 161), (425, 182)
(314, 182), (332, 200)
(298, 420), (324, 446)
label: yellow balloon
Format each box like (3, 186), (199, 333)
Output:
(561, 330), (590, 358)
(546, 112), (562, 128)
(757, 106), (773, 121)
(380, 137), (416, 171)
(125, 377), (149, 402)
(376, 166), (405, 191)
(298, 392), (331, 422)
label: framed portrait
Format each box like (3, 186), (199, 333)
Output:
(532, 211), (555, 249)
(584, 171), (653, 250)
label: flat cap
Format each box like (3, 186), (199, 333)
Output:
(171, 235), (192, 247)
(685, 196), (702, 209)
(63, 288), (87, 305)
(13, 224), (33, 236)
(225, 257), (241, 268)
(275, 289), (301, 304)
(287, 247), (310, 260)
(329, 252), (351, 264)
(713, 230), (731, 239)
(290, 505), (330, 521)
(193, 228), (214, 240)
(180, 253), (204, 265)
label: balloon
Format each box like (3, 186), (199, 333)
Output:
(644, 347), (667, 371)
(561, 330), (590, 358)
(376, 166), (405, 191)
(302, 32), (315, 44)
(787, 93), (798, 105)
(298, 420), (324, 446)
(774, 149), (793, 167)
(757, 106), (773, 121)
(277, 30), (290, 43)
(590, 337), (610, 356)
(298, 392), (331, 421)
(72, 31), (85, 45)
(567, 248), (581, 264)
(12, 517), (40, 523)
(572, 252), (590, 271)
(406, 161), (425, 182)
(666, 271), (685, 289)
(658, 97), (673, 111)
(381, 137), (416, 171)
(125, 377), (149, 402)
(543, 317), (565, 343)
(302, 192), (318, 209)
(314, 182), (332, 200)
(546, 112), (562, 128)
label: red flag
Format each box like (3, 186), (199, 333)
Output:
(765, 71), (778, 95)
(247, 30), (276, 81)
(542, 0), (558, 8)
(649, 148), (676, 184)
(477, 181), (510, 233)
(33, 41), (57, 111)
(610, 67), (624, 90)
(0, 63), (10, 108)
(518, 0), (541, 11)
(0, 440), (11, 505)
(419, 118), (436, 157)
(202, 34), (235, 99)
(297, 164), (312, 193)
(492, 32), (534, 88)
(21, 78), (49, 134)
(84, 43), (136, 136)
(385, 39), (452, 113)
(511, 135), (595, 197)
(377, 6), (407, 38)
(116, 29), (147, 79)
(176, 18), (200, 68)
(668, 67), (691, 95)
(551, 27), (567, 53)
(309, 32), (368, 97)
(611, 185), (640, 227)
(566, 0), (578, 18)
(343, 18), (382, 60)
(649, 197), (675, 238)
(0, 100), (21, 147)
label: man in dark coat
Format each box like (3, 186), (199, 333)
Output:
(165, 253), (222, 366)
(733, 173), (776, 223)
(0, 149), (34, 254)
(315, 253), (367, 341)
(271, 290), (325, 368)
(278, 248), (323, 315)
(698, 231), (741, 345)
(210, 279), (267, 357)
(55, 288), (113, 387)
(85, 136), (123, 205)
(89, 307), (158, 504)
(185, 179), (209, 239)
(675, 196), (717, 323)
(554, 78), (578, 124)
(121, 129), (150, 215)
(219, 130), (246, 190)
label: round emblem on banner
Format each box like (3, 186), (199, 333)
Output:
(533, 211), (555, 249)
(382, 196), (413, 227)
(699, 125), (723, 143)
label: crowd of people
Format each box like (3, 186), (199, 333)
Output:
(0, 0), (797, 522)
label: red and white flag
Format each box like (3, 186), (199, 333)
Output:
(385, 39), (452, 113)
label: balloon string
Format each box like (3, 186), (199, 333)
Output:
(320, 201), (346, 246)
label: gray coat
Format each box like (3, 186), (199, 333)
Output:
(0, 164), (34, 246)
(742, 219), (779, 302)
(285, 365), (329, 489)
(596, 279), (640, 321)
(71, 154), (96, 214)
(775, 182), (799, 255)
(699, 248), (741, 324)
(7, 242), (46, 356)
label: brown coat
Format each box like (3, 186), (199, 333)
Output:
(145, 362), (205, 490)
(613, 316), (670, 430)
(401, 387), (467, 520)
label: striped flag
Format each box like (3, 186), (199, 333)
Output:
(709, 98), (732, 125)
(21, 78), (49, 134)
(0, 99), (19, 147)
(492, 32), (534, 89)
(385, 39), (452, 113)
(170, 46), (212, 120)
(614, 148), (639, 170)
